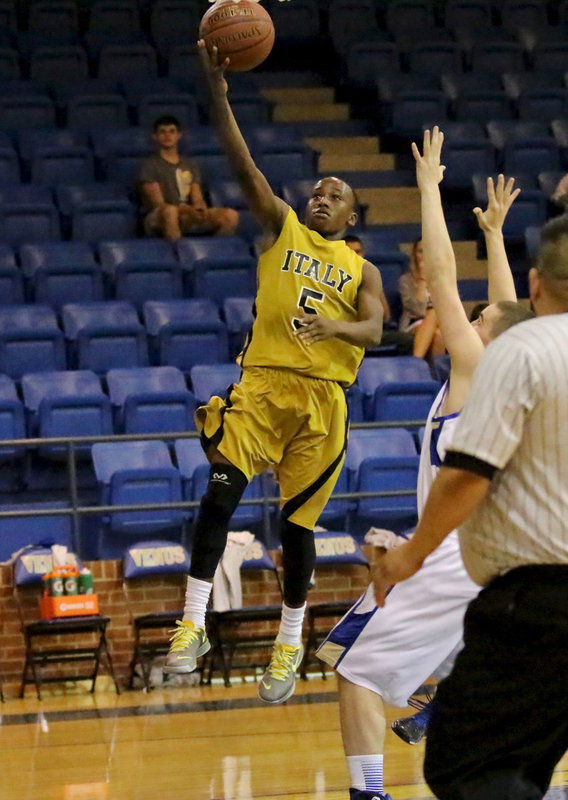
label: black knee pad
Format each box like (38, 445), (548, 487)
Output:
(189, 462), (248, 580)
(280, 519), (316, 606)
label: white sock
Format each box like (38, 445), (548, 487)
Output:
(182, 576), (212, 629)
(347, 754), (384, 793)
(277, 602), (306, 646)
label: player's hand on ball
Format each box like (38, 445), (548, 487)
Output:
(296, 314), (338, 344)
(412, 127), (446, 190)
(197, 39), (229, 95)
(371, 542), (424, 606)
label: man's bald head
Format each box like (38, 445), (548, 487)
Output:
(534, 216), (568, 307)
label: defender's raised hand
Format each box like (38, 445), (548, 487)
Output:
(473, 175), (520, 234)
(412, 127), (446, 190)
(197, 39), (229, 95)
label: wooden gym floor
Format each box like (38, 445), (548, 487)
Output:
(0, 676), (566, 800)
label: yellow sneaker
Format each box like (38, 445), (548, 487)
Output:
(258, 640), (304, 704)
(163, 620), (210, 674)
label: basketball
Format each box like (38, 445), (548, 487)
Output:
(199, 0), (275, 72)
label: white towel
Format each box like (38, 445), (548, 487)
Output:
(212, 531), (255, 611)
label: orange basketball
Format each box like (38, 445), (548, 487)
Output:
(199, 0), (275, 72)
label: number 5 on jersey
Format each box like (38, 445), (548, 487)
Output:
(292, 286), (325, 331)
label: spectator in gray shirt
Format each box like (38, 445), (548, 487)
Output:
(138, 115), (239, 241)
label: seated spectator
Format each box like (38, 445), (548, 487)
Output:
(344, 235), (413, 355)
(399, 238), (445, 359)
(137, 115), (239, 241)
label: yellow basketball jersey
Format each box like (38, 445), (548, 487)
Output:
(240, 207), (365, 386)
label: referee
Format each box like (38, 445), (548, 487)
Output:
(373, 214), (568, 800)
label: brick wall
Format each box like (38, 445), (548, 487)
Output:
(0, 547), (376, 698)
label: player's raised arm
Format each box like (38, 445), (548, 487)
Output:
(473, 175), (519, 303)
(198, 40), (287, 237)
(413, 127), (483, 379)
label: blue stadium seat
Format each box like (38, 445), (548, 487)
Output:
(98, 44), (157, 80)
(356, 454), (419, 533)
(31, 146), (95, 186)
(0, 502), (74, 562)
(29, 2), (79, 37)
(106, 366), (196, 434)
(224, 96), (271, 127)
(357, 356), (432, 417)
(270, 0), (321, 43)
(0, 373), (25, 462)
(62, 301), (149, 372)
(223, 297), (254, 358)
(175, 232), (250, 264)
(143, 299), (229, 371)
(189, 363), (242, 406)
(470, 42), (524, 73)
(167, 45), (201, 84)
(524, 225), (541, 259)
(92, 440), (184, 553)
(386, 0), (434, 38)
(51, 78), (120, 109)
(518, 89), (568, 121)
(0, 184), (60, 245)
(440, 71), (505, 103)
(0, 305), (66, 379)
(99, 238), (182, 308)
(150, 0), (200, 57)
(371, 380), (441, 425)
(120, 76), (185, 109)
(89, 126), (152, 161)
(29, 46), (88, 82)
(0, 48), (19, 80)
(18, 128), (88, 164)
(502, 71), (563, 101)
(88, 0), (141, 34)
(532, 43), (568, 73)
(0, 144), (19, 184)
(208, 181), (248, 211)
(72, 200), (136, 243)
(66, 94), (129, 129)
(409, 42), (462, 74)
(328, 0), (379, 54)
(391, 91), (447, 138)
(0, 243), (23, 305)
(503, 137), (561, 175)
(256, 151), (314, 190)
(486, 120), (549, 150)
(173, 437), (208, 500)
(345, 42), (400, 88)
(502, 0), (547, 33)
(345, 426), (418, 488)
(136, 93), (199, 129)
(21, 370), (112, 458)
(193, 255), (257, 305)
(0, 96), (55, 130)
(443, 139), (496, 189)
(19, 240), (102, 309)
(444, 0), (491, 32)
(456, 90), (512, 122)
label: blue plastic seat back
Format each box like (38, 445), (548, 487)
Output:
(358, 356), (432, 397)
(93, 439), (174, 483)
(190, 363), (241, 405)
(21, 369), (103, 411)
(372, 380), (442, 424)
(175, 236), (250, 266)
(108, 467), (184, 534)
(99, 238), (177, 270)
(0, 373), (25, 459)
(19, 241), (96, 276)
(31, 145), (95, 185)
(346, 427), (418, 488)
(193, 256), (257, 305)
(143, 299), (219, 336)
(356, 455), (420, 530)
(98, 44), (158, 81)
(9, 514), (75, 572)
(29, 46), (88, 82)
(107, 366), (187, 406)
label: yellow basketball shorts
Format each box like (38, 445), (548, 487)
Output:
(195, 366), (348, 530)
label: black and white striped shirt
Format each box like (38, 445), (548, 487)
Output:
(445, 313), (568, 586)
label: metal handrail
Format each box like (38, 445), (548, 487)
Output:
(0, 420), (426, 550)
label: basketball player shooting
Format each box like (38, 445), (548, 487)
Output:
(163, 40), (384, 706)
(315, 127), (534, 800)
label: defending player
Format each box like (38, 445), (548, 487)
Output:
(316, 128), (534, 800)
(163, 42), (384, 705)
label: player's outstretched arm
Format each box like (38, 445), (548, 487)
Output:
(413, 127), (484, 388)
(198, 40), (287, 236)
(474, 175), (519, 303)
(296, 261), (383, 347)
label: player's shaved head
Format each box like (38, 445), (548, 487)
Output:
(535, 216), (568, 306)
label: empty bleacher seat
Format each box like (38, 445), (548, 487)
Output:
(106, 366), (196, 434)
(0, 184), (60, 245)
(391, 91), (447, 138)
(357, 356), (432, 418)
(223, 296), (254, 358)
(345, 41), (401, 88)
(371, 380), (441, 425)
(0, 373), (25, 462)
(0, 305), (66, 378)
(189, 363), (242, 406)
(329, 0), (379, 54)
(21, 370), (112, 458)
(98, 44), (158, 80)
(503, 137), (561, 175)
(144, 299), (229, 371)
(150, 0), (200, 57)
(63, 301), (149, 372)
(20, 240), (103, 308)
(99, 238), (182, 308)
(31, 146), (95, 186)
(0, 243), (23, 305)
(0, 96), (55, 130)
(518, 89), (568, 121)
(66, 94), (129, 129)
(29, 46), (88, 82)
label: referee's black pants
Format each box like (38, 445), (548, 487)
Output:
(424, 564), (568, 800)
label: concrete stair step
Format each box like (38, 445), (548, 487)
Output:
(318, 153), (395, 172)
(358, 187), (421, 225)
(261, 87), (335, 104)
(305, 136), (380, 155)
(273, 102), (350, 122)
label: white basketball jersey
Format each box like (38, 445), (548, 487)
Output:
(417, 382), (460, 516)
